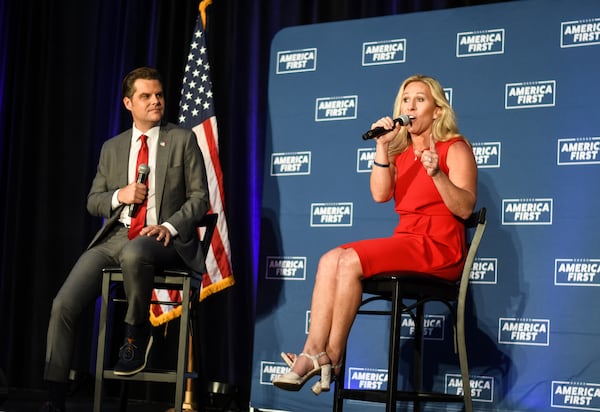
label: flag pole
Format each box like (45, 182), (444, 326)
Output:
(166, 2), (213, 410)
(167, 0), (212, 412)
(165, 329), (197, 412)
(182, 334), (196, 410)
(166, 0), (233, 409)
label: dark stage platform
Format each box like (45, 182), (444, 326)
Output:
(1, 387), (195, 412)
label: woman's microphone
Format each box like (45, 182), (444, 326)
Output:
(361, 114), (412, 140)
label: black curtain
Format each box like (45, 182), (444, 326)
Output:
(0, 0), (507, 407)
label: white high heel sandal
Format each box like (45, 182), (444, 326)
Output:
(278, 351), (338, 395)
(311, 362), (342, 395)
(272, 352), (331, 393)
(280, 352), (296, 368)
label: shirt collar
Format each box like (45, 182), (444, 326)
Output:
(132, 124), (160, 142)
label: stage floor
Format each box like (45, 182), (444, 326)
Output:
(1, 388), (189, 412)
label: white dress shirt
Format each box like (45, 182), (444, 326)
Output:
(113, 125), (177, 236)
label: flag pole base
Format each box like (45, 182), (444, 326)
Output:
(164, 390), (197, 412)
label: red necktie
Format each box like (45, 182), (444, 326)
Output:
(128, 134), (148, 239)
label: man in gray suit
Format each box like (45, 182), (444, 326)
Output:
(40, 67), (210, 412)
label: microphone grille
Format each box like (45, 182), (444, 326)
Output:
(138, 163), (150, 174)
(398, 114), (410, 126)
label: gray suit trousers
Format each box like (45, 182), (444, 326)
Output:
(44, 224), (183, 382)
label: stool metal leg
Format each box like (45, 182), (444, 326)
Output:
(385, 281), (402, 412)
(94, 271), (112, 412)
(413, 302), (424, 412)
(118, 382), (129, 412)
(457, 309), (473, 412)
(332, 351), (346, 412)
(172, 276), (192, 412)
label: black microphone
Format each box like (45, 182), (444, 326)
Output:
(129, 163), (150, 217)
(361, 114), (412, 140)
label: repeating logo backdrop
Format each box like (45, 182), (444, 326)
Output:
(251, 0), (600, 411)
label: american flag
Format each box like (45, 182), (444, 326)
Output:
(150, 2), (235, 325)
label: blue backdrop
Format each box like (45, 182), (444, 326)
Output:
(251, 0), (600, 410)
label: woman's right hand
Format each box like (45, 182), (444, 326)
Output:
(371, 116), (400, 145)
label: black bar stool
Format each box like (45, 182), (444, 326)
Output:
(333, 208), (487, 412)
(93, 213), (218, 412)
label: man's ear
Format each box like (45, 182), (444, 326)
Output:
(123, 96), (132, 111)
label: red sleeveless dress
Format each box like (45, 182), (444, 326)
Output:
(342, 138), (470, 281)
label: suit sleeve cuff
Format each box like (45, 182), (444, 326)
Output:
(162, 222), (178, 237)
(111, 190), (122, 209)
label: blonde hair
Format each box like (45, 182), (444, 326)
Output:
(387, 74), (468, 157)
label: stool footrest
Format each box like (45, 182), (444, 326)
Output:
(102, 369), (198, 383)
(337, 389), (465, 404)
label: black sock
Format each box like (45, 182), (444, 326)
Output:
(125, 322), (151, 339)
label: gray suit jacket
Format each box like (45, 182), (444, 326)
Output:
(86, 122), (210, 273)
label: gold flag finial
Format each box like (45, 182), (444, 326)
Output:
(199, 0), (213, 29)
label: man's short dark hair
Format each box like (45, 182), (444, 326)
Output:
(121, 67), (163, 99)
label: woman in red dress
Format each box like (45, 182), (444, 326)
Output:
(273, 74), (478, 394)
